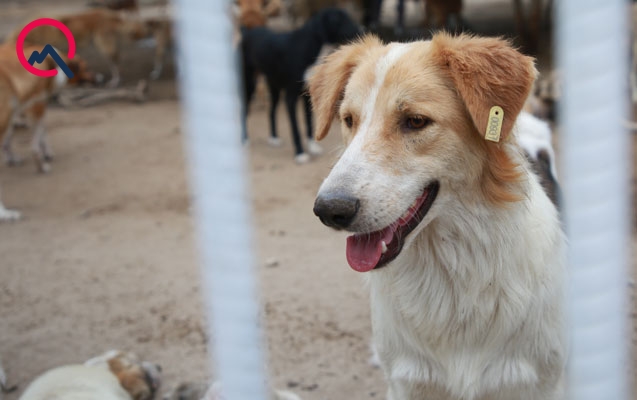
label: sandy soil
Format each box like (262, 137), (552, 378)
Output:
(0, 1), (633, 399)
(0, 97), (386, 399)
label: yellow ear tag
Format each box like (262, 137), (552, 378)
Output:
(485, 106), (504, 142)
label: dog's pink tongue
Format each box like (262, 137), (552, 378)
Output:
(346, 226), (394, 272)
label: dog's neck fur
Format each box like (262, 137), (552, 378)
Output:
(368, 148), (566, 400)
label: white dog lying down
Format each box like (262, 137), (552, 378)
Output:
(310, 34), (566, 400)
(19, 350), (161, 400)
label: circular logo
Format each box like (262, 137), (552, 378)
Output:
(16, 18), (76, 78)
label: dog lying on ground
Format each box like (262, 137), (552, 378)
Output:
(310, 34), (566, 399)
(0, 45), (93, 173)
(19, 350), (161, 400)
(241, 8), (360, 163)
(8, 9), (148, 88)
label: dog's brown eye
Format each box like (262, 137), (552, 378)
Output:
(405, 116), (431, 130)
(343, 115), (353, 128)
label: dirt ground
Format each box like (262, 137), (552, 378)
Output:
(0, 1), (634, 399)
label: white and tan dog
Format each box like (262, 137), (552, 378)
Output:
(310, 34), (566, 400)
(19, 350), (161, 400)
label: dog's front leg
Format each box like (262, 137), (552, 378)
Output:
(1, 109), (20, 166)
(267, 84), (282, 147)
(241, 58), (257, 144)
(302, 92), (322, 156)
(284, 90), (308, 163)
(95, 33), (121, 88)
(0, 187), (21, 222)
(106, 63), (121, 88)
(150, 57), (164, 81)
(150, 29), (168, 80)
(39, 129), (54, 162)
(30, 119), (51, 173)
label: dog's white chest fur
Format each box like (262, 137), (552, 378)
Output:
(368, 160), (566, 400)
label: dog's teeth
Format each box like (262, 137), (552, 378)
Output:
(381, 241), (387, 254)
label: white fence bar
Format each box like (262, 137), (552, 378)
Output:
(557, 0), (631, 399)
(175, 1), (268, 399)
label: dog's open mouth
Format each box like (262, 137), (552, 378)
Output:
(346, 182), (439, 272)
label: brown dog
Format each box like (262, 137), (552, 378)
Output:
(8, 9), (148, 87)
(0, 44), (92, 173)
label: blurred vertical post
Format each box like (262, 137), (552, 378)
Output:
(557, 0), (631, 399)
(175, 1), (267, 399)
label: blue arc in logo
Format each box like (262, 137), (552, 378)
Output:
(27, 44), (74, 79)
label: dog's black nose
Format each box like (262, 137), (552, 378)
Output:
(313, 192), (360, 229)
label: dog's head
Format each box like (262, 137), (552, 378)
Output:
(66, 56), (99, 85)
(309, 34), (536, 272)
(313, 8), (361, 46)
(239, 9), (267, 28)
(85, 350), (161, 400)
(236, 0), (268, 27)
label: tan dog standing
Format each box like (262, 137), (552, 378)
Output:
(0, 44), (93, 173)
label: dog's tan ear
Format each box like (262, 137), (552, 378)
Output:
(430, 33), (537, 141)
(308, 36), (382, 141)
(108, 358), (152, 400)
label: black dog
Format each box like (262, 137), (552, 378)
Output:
(240, 8), (360, 163)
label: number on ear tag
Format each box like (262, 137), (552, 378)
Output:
(485, 106), (504, 142)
